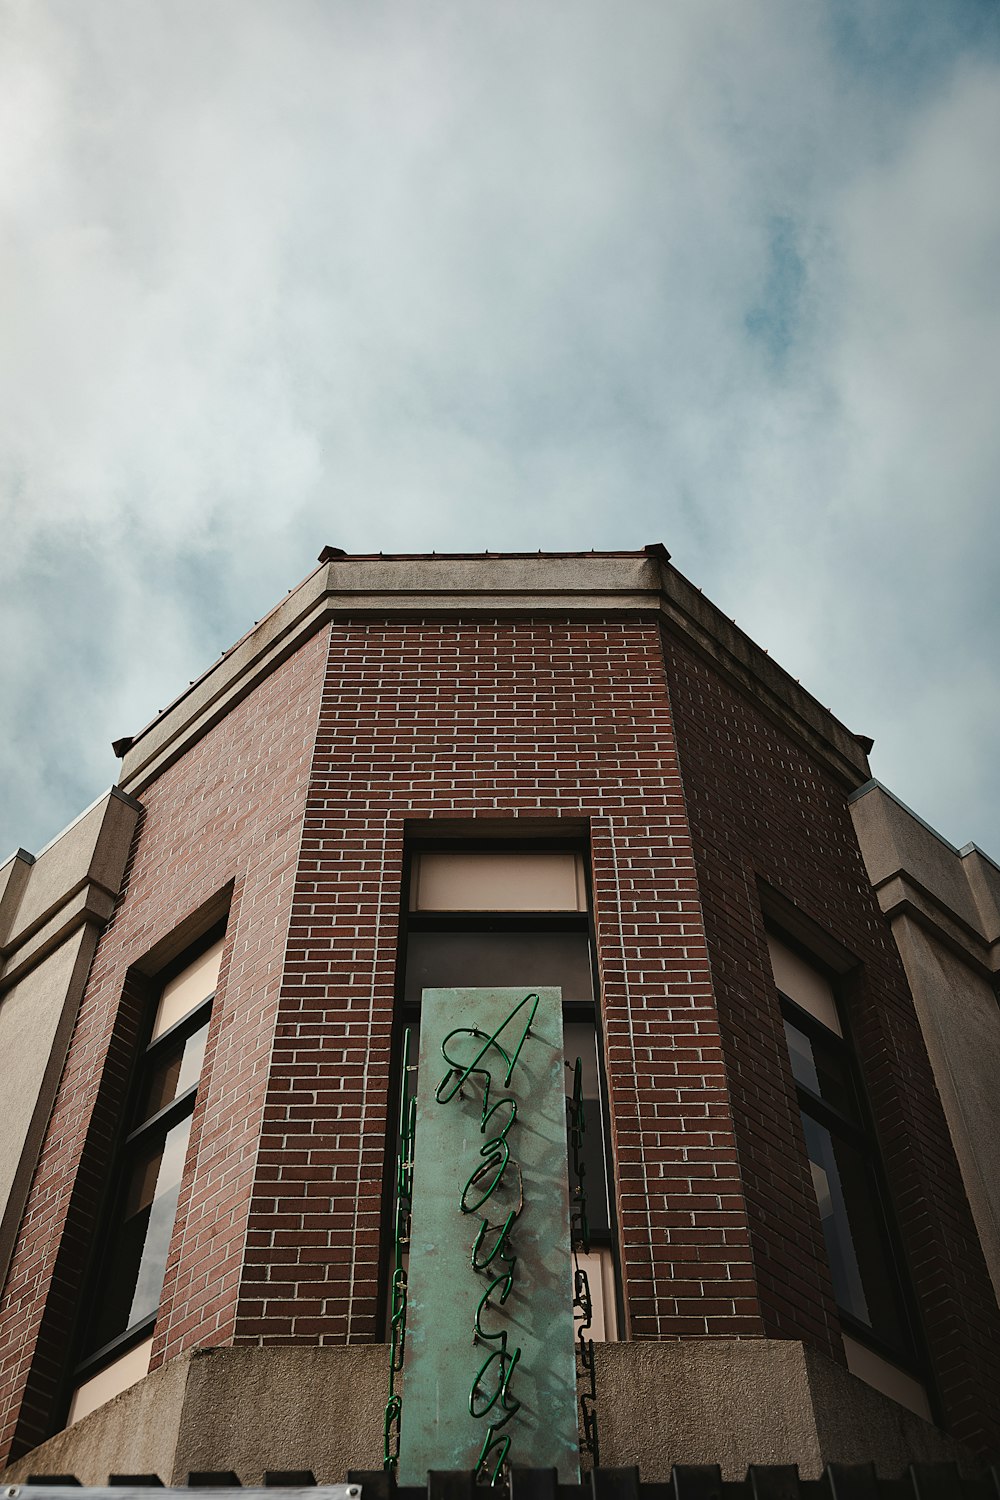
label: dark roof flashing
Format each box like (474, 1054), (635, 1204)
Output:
(112, 547), (871, 793)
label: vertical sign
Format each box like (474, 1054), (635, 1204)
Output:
(397, 988), (580, 1485)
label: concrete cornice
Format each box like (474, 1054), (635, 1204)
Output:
(0, 788), (141, 994)
(114, 549), (873, 795)
(872, 874), (999, 977)
(850, 781), (1000, 974)
(0, 883), (118, 991)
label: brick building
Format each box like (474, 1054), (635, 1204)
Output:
(0, 547), (998, 1484)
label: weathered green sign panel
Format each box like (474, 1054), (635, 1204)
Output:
(397, 987), (579, 1485)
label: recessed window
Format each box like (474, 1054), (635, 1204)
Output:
(67, 934), (223, 1424)
(399, 846), (617, 1341)
(842, 1336), (932, 1423)
(767, 932), (929, 1419)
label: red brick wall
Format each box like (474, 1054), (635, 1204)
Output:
(234, 616), (762, 1348)
(0, 627), (330, 1463)
(9, 605), (994, 1464)
(660, 627), (1000, 1453)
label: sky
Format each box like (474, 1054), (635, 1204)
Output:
(3, 0), (1000, 862)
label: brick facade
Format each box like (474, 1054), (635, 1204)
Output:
(0, 626), (329, 1461)
(1, 558), (998, 1467)
(235, 617), (758, 1348)
(661, 627), (1000, 1452)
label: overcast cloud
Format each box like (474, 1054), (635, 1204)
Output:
(3, 0), (999, 860)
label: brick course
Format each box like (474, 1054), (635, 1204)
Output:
(235, 617), (758, 1349)
(0, 626), (329, 1462)
(2, 601), (997, 1465)
(660, 625), (1000, 1452)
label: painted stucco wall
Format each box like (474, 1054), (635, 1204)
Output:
(0, 790), (140, 1289)
(850, 783), (1000, 1303)
(0, 1342), (969, 1485)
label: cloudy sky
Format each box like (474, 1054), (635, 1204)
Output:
(3, 0), (1000, 862)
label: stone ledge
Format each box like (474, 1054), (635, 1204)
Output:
(115, 553), (871, 797)
(851, 782), (1000, 970)
(1, 789), (141, 966)
(2, 1341), (970, 1486)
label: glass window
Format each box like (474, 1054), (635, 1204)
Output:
(66, 1335), (155, 1427)
(139, 1021), (209, 1123)
(404, 926), (594, 1003)
(783, 1017), (858, 1121)
(69, 931), (222, 1420)
(768, 932), (842, 1035)
(87, 1113), (194, 1351)
(397, 847), (618, 1343)
(800, 1115), (906, 1349)
(151, 937), (223, 1040)
(564, 1021), (611, 1244)
(410, 852), (587, 913)
(769, 930), (926, 1411)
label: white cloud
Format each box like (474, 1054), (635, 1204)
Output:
(2, 1), (999, 855)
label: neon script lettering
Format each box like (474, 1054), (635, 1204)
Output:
(436, 992), (539, 1484)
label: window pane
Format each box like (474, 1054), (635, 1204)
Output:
(411, 852), (586, 912)
(68, 1336), (154, 1426)
(404, 928), (593, 1003)
(768, 933), (842, 1034)
(784, 1019), (858, 1121)
(842, 1335), (931, 1421)
(574, 1248), (618, 1342)
(564, 1022), (611, 1241)
(152, 938), (223, 1040)
(801, 1114), (907, 1349)
(87, 1113), (193, 1352)
(139, 1022), (209, 1123)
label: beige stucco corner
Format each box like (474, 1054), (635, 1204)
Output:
(1, 1348), (190, 1486)
(1, 1346), (384, 1487)
(171, 1346), (385, 1485)
(595, 1340), (969, 1479)
(0, 787), (142, 1290)
(2, 1340), (973, 1485)
(594, 1340), (822, 1477)
(849, 780), (1000, 1301)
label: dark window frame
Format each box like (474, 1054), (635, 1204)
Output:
(383, 835), (623, 1334)
(65, 925), (223, 1407)
(778, 972), (932, 1385)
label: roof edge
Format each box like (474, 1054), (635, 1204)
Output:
(114, 549), (871, 794)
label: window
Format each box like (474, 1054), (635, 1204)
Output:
(399, 846), (618, 1340)
(67, 933), (223, 1425)
(768, 933), (931, 1421)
